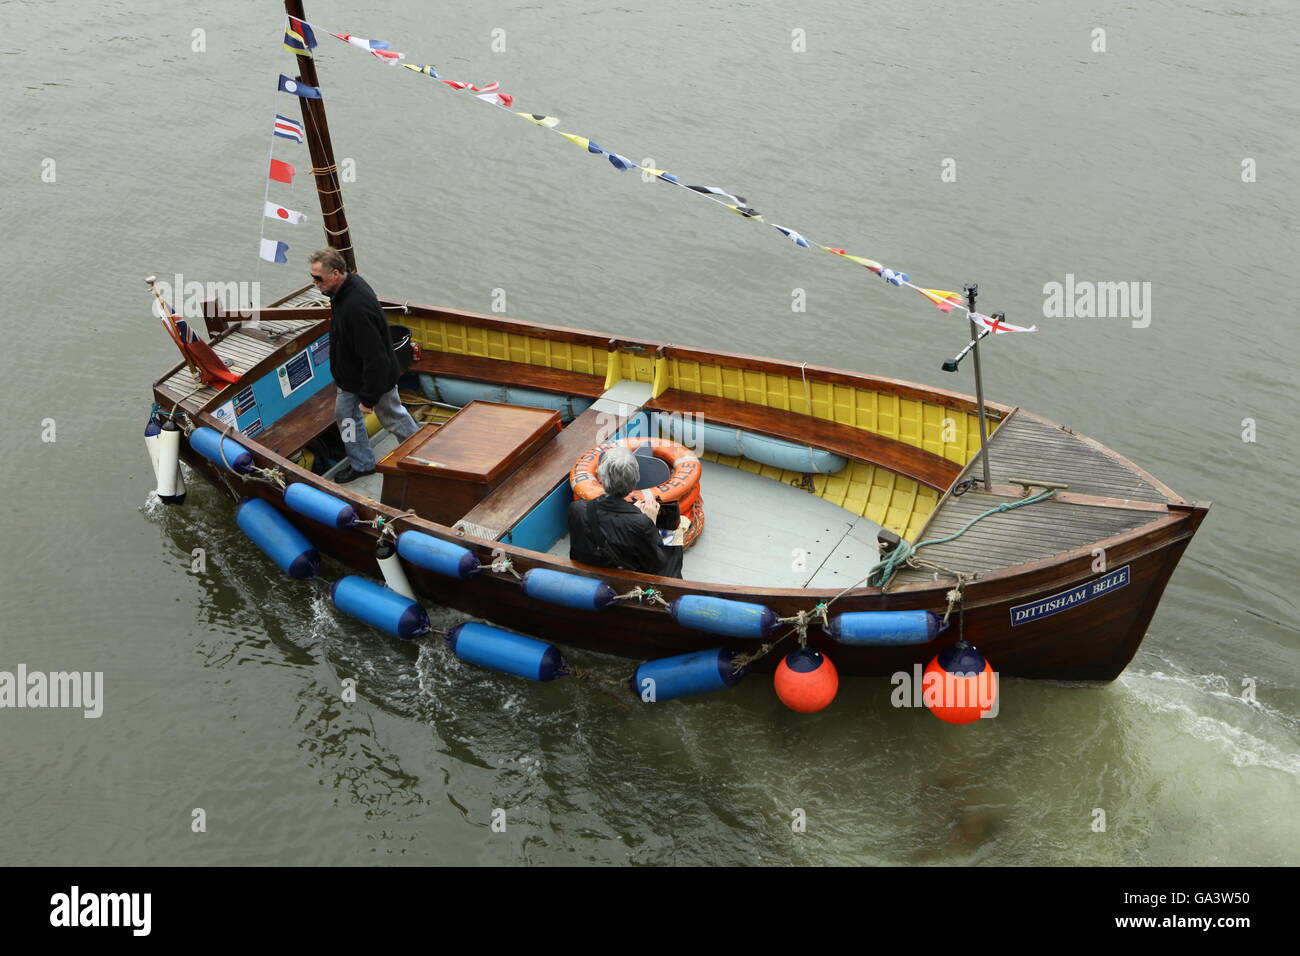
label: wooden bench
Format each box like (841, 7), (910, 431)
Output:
(255, 384), (336, 457)
(645, 389), (963, 492)
(411, 351), (606, 399)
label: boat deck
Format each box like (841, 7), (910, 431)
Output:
(547, 459), (884, 588)
(891, 411), (1173, 585)
(154, 289), (330, 413)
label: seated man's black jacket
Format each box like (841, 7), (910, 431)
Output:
(568, 494), (682, 577)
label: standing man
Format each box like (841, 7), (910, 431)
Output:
(309, 248), (420, 483)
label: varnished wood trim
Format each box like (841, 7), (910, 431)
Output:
(411, 351), (606, 398)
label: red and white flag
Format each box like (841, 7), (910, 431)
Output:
(972, 312), (1037, 334)
(442, 79), (499, 93)
(263, 201), (305, 224)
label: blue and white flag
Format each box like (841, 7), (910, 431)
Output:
(259, 238), (290, 263)
(273, 114), (305, 143)
(774, 224), (810, 248)
(602, 150), (638, 171)
(278, 75), (321, 99)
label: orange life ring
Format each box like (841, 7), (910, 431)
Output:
(681, 496), (705, 548)
(569, 437), (702, 508)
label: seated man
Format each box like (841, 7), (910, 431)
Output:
(568, 445), (685, 578)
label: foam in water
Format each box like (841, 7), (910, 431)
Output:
(1120, 668), (1300, 778)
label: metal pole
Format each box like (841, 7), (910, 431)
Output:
(963, 283), (993, 489)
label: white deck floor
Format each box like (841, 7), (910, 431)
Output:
(322, 429), (400, 503)
(327, 429), (883, 589)
(547, 459), (883, 588)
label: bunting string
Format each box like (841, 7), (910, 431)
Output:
(273, 15), (1036, 334)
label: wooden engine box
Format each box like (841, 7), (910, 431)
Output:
(377, 401), (562, 526)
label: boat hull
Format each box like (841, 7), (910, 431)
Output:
(175, 443), (1206, 682)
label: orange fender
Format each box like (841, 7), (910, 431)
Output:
(569, 437), (702, 508)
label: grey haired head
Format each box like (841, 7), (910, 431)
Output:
(598, 445), (641, 498)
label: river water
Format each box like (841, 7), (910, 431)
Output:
(1, 0), (1296, 865)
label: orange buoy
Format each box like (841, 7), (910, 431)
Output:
(774, 647), (838, 713)
(922, 641), (997, 724)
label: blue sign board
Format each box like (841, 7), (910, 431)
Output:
(1009, 565), (1130, 626)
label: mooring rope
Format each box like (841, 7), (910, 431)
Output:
(867, 488), (1057, 588)
(220, 421), (286, 492)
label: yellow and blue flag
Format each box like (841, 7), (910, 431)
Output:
(283, 16), (317, 56)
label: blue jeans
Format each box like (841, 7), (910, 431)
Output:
(335, 386), (419, 472)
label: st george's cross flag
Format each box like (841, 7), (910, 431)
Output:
(264, 201), (305, 224)
(972, 311), (1038, 334)
(278, 74), (321, 99)
(259, 238), (290, 263)
(273, 114), (305, 143)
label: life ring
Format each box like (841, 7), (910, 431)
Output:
(681, 496), (705, 548)
(627, 492), (704, 548)
(570, 437), (702, 510)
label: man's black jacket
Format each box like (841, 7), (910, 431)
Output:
(328, 273), (400, 406)
(568, 495), (680, 577)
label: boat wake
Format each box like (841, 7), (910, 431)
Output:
(1120, 661), (1300, 779)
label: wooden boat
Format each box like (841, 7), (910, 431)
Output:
(146, 1), (1208, 686)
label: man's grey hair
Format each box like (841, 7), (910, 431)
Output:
(309, 247), (347, 275)
(598, 445), (641, 498)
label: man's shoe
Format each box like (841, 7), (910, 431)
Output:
(333, 464), (375, 484)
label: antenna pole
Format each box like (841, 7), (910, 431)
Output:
(963, 283), (993, 489)
(284, 0), (356, 272)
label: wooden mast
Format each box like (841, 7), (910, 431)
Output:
(283, 0), (357, 272)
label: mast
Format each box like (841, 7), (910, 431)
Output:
(284, 0), (357, 272)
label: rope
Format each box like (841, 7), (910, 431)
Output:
(488, 551), (522, 580)
(219, 421), (287, 492)
(610, 587), (672, 610)
(293, 14), (1021, 332)
(867, 488), (1057, 588)
(729, 624), (800, 674)
(564, 664), (632, 689)
(378, 509), (417, 539)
